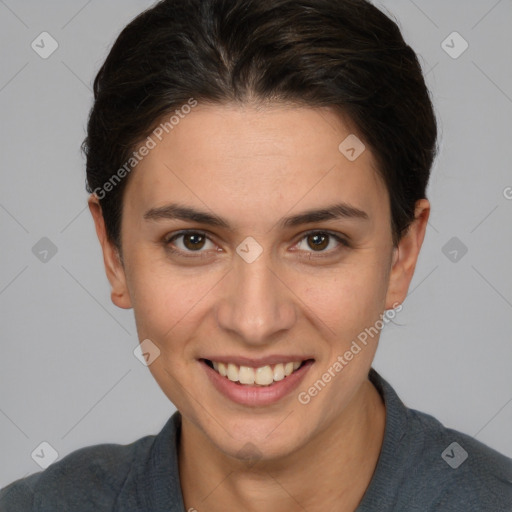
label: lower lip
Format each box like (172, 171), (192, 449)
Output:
(201, 359), (314, 407)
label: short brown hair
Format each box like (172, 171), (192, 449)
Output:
(83, 0), (438, 249)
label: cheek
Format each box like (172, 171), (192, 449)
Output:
(299, 262), (389, 342)
(125, 250), (217, 348)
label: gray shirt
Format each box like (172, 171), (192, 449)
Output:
(1, 369), (511, 511)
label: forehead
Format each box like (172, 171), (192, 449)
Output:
(123, 103), (387, 225)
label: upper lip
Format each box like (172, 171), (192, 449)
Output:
(201, 355), (314, 367)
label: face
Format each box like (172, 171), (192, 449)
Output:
(90, 102), (428, 461)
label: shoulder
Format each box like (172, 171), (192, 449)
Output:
(406, 407), (512, 510)
(0, 434), (156, 512)
(365, 370), (512, 511)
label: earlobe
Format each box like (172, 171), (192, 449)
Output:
(384, 199), (430, 309)
(88, 195), (132, 310)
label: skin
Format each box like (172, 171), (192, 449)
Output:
(89, 102), (429, 511)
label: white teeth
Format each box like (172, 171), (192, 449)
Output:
(209, 360), (304, 385)
(273, 363), (285, 381)
(239, 366), (255, 385)
(255, 366), (274, 386)
(218, 362), (227, 377)
(227, 363), (239, 382)
(284, 362), (294, 376)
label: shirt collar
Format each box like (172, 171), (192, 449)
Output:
(118, 367), (409, 511)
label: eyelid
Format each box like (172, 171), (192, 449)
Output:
(291, 229), (350, 255)
(164, 229), (213, 244)
(295, 229), (349, 244)
(164, 229), (349, 258)
(164, 229), (218, 256)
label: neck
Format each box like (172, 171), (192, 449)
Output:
(178, 377), (385, 512)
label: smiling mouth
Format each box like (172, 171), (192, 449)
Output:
(202, 359), (313, 386)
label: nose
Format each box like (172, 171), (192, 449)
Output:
(215, 250), (297, 346)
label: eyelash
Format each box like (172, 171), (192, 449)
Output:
(163, 230), (350, 260)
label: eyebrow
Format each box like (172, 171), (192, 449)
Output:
(143, 202), (369, 229)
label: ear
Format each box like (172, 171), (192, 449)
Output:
(385, 198), (430, 309)
(88, 195), (132, 309)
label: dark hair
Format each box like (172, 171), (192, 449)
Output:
(83, 0), (438, 249)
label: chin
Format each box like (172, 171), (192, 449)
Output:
(204, 415), (312, 464)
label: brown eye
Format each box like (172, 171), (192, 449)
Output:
(183, 233), (206, 251)
(294, 231), (348, 256)
(307, 233), (329, 251)
(165, 231), (216, 255)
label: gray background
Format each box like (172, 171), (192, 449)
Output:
(0, 0), (511, 488)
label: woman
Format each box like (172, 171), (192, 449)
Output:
(1, 0), (511, 510)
